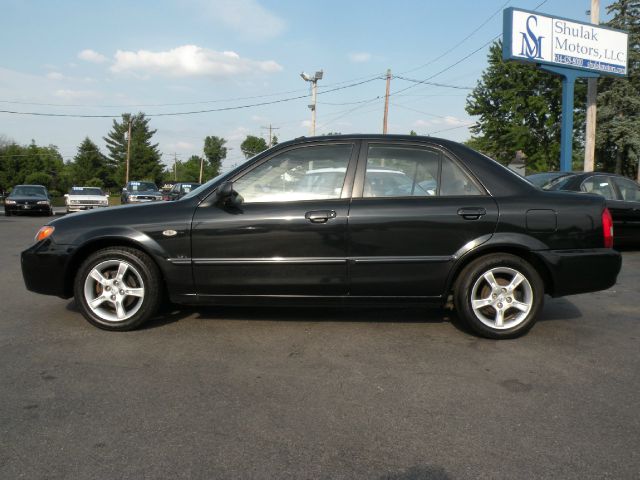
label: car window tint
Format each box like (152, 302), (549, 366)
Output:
(581, 176), (615, 200)
(233, 144), (352, 203)
(363, 145), (481, 197)
(613, 177), (640, 202)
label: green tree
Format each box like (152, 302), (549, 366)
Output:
(203, 136), (227, 177)
(69, 137), (110, 187)
(240, 135), (268, 158)
(465, 41), (586, 172)
(595, 1), (640, 179)
(271, 135), (279, 146)
(104, 113), (163, 186)
(409, 130), (418, 136)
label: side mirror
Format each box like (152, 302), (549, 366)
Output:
(216, 181), (243, 207)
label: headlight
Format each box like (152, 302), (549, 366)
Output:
(37, 200), (50, 205)
(70, 200), (80, 204)
(35, 225), (55, 242)
(5, 199), (16, 205)
(101, 199), (109, 205)
(129, 195), (137, 200)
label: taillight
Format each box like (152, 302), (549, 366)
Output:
(602, 207), (614, 248)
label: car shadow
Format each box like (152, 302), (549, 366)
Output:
(66, 295), (583, 334)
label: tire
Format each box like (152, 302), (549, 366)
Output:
(73, 246), (162, 331)
(453, 253), (544, 339)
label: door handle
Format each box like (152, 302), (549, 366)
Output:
(457, 207), (486, 220)
(305, 210), (337, 223)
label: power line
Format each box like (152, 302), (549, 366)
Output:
(393, 75), (473, 90)
(400, 0), (511, 75)
(0, 77), (382, 119)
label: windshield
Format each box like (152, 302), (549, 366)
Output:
(11, 186), (46, 197)
(69, 187), (103, 196)
(182, 172), (228, 199)
(128, 182), (158, 192)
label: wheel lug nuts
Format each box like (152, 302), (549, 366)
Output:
(497, 302), (503, 309)
(105, 286), (110, 291)
(119, 290), (125, 295)
(507, 297), (512, 303)
(492, 293), (497, 298)
(501, 288), (506, 293)
(111, 295), (116, 301)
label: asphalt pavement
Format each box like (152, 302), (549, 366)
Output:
(1, 215), (639, 479)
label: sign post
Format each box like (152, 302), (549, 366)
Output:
(503, 8), (628, 172)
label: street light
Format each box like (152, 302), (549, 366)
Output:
(300, 70), (323, 136)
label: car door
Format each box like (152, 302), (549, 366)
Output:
(191, 141), (358, 297)
(347, 141), (499, 298)
(611, 176), (640, 243)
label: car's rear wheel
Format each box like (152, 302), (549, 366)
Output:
(74, 247), (162, 331)
(454, 253), (544, 339)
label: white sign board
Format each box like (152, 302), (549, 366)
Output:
(503, 7), (628, 76)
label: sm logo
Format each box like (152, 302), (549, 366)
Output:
(520, 15), (544, 59)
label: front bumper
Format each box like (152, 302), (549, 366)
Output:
(67, 204), (108, 212)
(21, 239), (74, 298)
(6, 203), (51, 215)
(127, 197), (161, 203)
(536, 248), (622, 297)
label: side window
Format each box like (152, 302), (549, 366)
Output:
(233, 144), (353, 203)
(613, 177), (640, 202)
(363, 145), (482, 198)
(581, 176), (615, 200)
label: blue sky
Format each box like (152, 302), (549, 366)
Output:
(0, 0), (615, 171)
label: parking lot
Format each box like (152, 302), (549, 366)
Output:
(1, 214), (639, 479)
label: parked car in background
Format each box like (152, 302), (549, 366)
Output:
(22, 135), (621, 339)
(65, 186), (109, 213)
(526, 171), (575, 189)
(545, 172), (640, 247)
(4, 185), (53, 216)
(121, 181), (162, 204)
(163, 182), (201, 201)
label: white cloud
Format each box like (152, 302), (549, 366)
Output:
(110, 45), (282, 78)
(46, 72), (65, 80)
(78, 49), (108, 64)
(413, 119), (434, 128)
(195, 0), (285, 40)
(348, 52), (372, 63)
(54, 89), (102, 101)
(443, 115), (467, 126)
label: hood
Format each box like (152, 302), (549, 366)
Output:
(129, 190), (161, 196)
(8, 194), (48, 202)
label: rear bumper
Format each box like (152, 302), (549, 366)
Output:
(21, 239), (73, 298)
(536, 248), (622, 297)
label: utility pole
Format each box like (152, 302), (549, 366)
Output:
(584, 0), (599, 172)
(300, 70), (323, 136)
(125, 117), (132, 184)
(383, 69), (392, 134)
(173, 153), (178, 181)
(199, 156), (204, 184)
(261, 124), (280, 147)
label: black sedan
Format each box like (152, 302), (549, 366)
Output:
(545, 172), (640, 247)
(121, 181), (163, 204)
(163, 182), (201, 201)
(5, 184), (53, 216)
(21, 135), (621, 339)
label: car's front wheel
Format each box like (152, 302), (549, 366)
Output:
(454, 253), (544, 339)
(74, 247), (162, 331)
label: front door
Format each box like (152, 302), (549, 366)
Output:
(347, 142), (499, 298)
(191, 142), (358, 297)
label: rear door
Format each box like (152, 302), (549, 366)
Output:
(347, 141), (498, 298)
